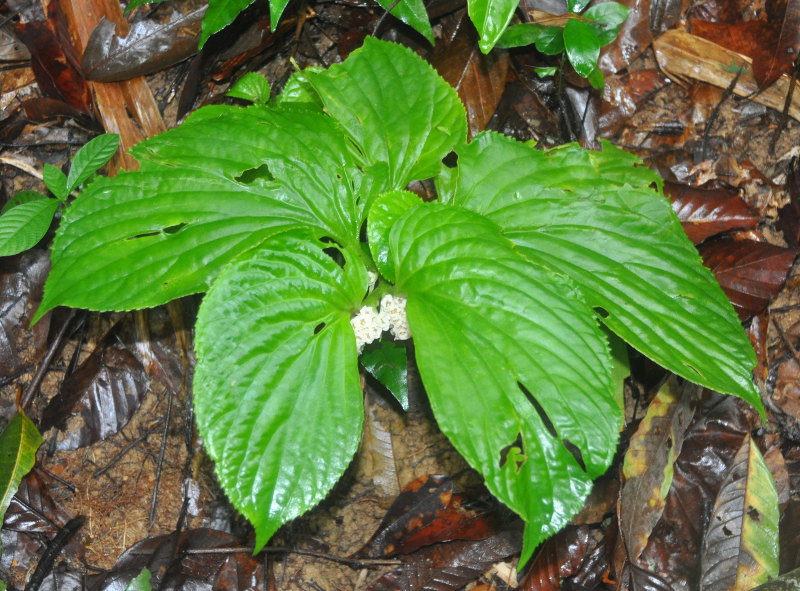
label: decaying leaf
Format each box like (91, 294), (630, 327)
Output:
(699, 435), (779, 591)
(81, 8), (205, 82)
(619, 378), (698, 564)
(517, 525), (590, 590)
(700, 238), (797, 320)
(666, 183), (760, 245)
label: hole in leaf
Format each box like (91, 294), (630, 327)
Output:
(562, 438), (587, 472)
(235, 164), (274, 184)
(163, 222), (187, 234)
(594, 307), (610, 319)
(314, 322), (326, 334)
(499, 433), (526, 472)
(685, 363), (703, 378)
(125, 223), (189, 240)
(518, 382), (557, 439)
(747, 506), (761, 521)
(443, 152), (458, 168)
(321, 238), (346, 269)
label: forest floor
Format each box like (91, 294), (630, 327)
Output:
(2, 0), (800, 589)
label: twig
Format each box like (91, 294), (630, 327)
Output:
(24, 516), (85, 591)
(181, 546), (402, 569)
(21, 310), (76, 411)
(372, 0), (402, 38)
(148, 388), (174, 526)
(0, 155), (43, 180)
(92, 420), (162, 478)
(700, 65), (743, 163)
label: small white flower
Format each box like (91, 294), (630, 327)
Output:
(350, 305), (384, 353)
(380, 294), (410, 340)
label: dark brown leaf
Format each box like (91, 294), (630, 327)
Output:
(0, 249), (51, 380)
(432, 10), (509, 137)
(700, 238), (797, 320)
(776, 156), (800, 247)
(757, 0), (800, 86)
(599, 69), (670, 136)
(14, 20), (91, 114)
(628, 563), (676, 591)
(518, 526), (590, 591)
(665, 182), (760, 244)
(39, 315), (150, 450)
(81, 8), (204, 82)
(91, 528), (263, 591)
(21, 97), (94, 124)
(366, 528), (522, 591)
(598, 0), (654, 73)
(361, 475), (496, 558)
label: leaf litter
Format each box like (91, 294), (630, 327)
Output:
(3, 0), (800, 587)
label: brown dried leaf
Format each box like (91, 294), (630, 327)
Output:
(518, 526), (590, 591)
(700, 238), (797, 320)
(619, 378), (698, 564)
(665, 182), (760, 244)
(598, 0), (654, 74)
(81, 8), (204, 82)
(776, 156), (800, 247)
(432, 11), (509, 137)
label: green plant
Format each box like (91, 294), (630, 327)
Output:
(124, 0), (626, 57)
(32, 38), (760, 564)
(497, 0), (630, 88)
(0, 135), (118, 257)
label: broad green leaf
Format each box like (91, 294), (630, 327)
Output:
(227, 72), (271, 104)
(496, 23), (548, 48)
(194, 229), (366, 551)
(563, 19), (602, 77)
(124, 569), (152, 591)
(437, 132), (760, 410)
(66, 134), (119, 193)
(534, 26), (566, 55)
(305, 38), (467, 189)
(584, 2), (630, 44)
(43, 163), (68, 201)
(276, 68), (324, 108)
(700, 436), (779, 591)
(361, 340), (409, 410)
(469, 0), (520, 52)
(389, 203), (618, 564)
(1, 190), (47, 214)
(200, 0), (257, 48)
(374, 0), (434, 43)
(0, 199), (59, 257)
(0, 411), (43, 525)
(34, 105), (366, 321)
(367, 190), (422, 282)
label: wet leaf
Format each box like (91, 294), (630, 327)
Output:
(518, 526), (590, 590)
(666, 183), (760, 245)
(699, 435), (779, 591)
(0, 412), (42, 527)
(776, 156), (800, 247)
(629, 563), (677, 591)
(124, 569), (152, 591)
(620, 378), (697, 563)
(14, 21), (91, 114)
(757, 0), (800, 86)
(374, 0), (434, 44)
(66, 134), (119, 194)
(82, 9), (204, 82)
(0, 250), (51, 378)
(227, 73), (271, 104)
(564, 18), (602, 77)
(700, 238), (797, 320)
(361, 340), (409, 410)
(39, 317), (150, 450)
(432, 11), (510, 137)
(366, 527), (521, 591)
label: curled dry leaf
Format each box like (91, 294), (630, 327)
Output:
(517, 525), (590, 590)
(700, 238), (797, 320)
(665, 182), (760, 245)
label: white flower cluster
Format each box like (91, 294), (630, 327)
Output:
(350, 294), (410, 353)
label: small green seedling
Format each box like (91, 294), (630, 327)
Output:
(0, 134), (118, 257)
(497, 1), (630, 88)
(33, 39), (759, 565)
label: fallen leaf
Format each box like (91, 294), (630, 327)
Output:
(776, 156), (800, 246)
(666, 182), (760, 244)
(517, 525), (590, 590)
(700, 237), (797, 320)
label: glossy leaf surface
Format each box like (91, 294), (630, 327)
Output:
(373, 0), (434, 43)
(193, 230), (366, 551)
(66, 133), (119, 193)
(437, 132), (760, 410)
(390, 203), (618, 563)
(0, 199), (59, 257)
(0, 411), (43, 525)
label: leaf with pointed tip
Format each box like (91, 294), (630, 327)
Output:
(469, 0), (519, 52)
(305, 38), (467, 190)
(199, 0), (257, 48)
(437, 132), (761, 412)
(124, 569), (152, 591)
(0, 199), (59, 257)
(390, 203), (618, 564)
(700, 435), (779, 591)
(374, 0), (433, 43)
(0, 411), (43, 526)
(66, 133), (119, 193)
(42, 164), (68, 201)
(361, 340), (409, 410)
(34, 105), (366, 322)
(194, 229), (366, 551)
(227, 73), (271, 104)
(564, 19), (602, 77)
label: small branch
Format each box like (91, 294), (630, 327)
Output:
(21, 310), (76, 412)
(182, 546), (402, 569)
